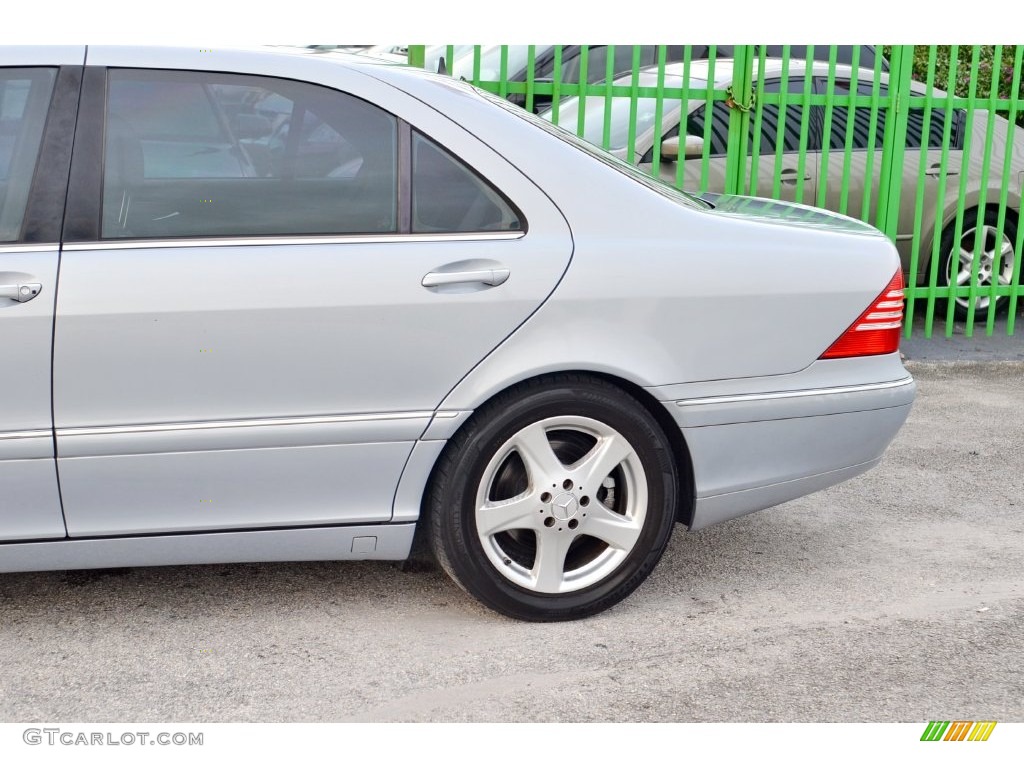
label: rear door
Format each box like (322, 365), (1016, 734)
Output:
(54, 49), (572, 537)
(0, 49), (82, 541)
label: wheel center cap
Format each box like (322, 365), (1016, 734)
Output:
(551, 492), (579, 522)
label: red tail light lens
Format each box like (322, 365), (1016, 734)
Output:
(820, 270), (904, 359)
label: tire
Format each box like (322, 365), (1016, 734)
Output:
(427, 374), (679, 622)
(939, 207), (1018, 320)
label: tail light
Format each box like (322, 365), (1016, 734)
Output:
(820, 270), (904, 359)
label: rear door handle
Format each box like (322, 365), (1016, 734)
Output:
(422, 268), (510, 288)
(0, 283), (42, 303)
(779, 168), (811, 185)
(925, 163), (958, 178)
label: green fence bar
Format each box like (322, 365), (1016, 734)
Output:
(725, 45), (753, 195)
(836, 45), (861, 217)
(794, 51), (815, 205)
(675, 45), (694, 193)
(989, 46), (1022, 334)
(771, 45), (792, 200)
(625, 46), (642, 165)
(650, 45), (668, 177)
(945, 48), (981, 335)
(876, 46), (911, 240)
(576, 46), (589, 139)
(747, 47), (768, 196)
(922, 46), (960, 336)
(524, 45), (536, 114)
(904, 45), (938, 335)
(964, 45), (1001, 335)
(860, 59), (885, 224)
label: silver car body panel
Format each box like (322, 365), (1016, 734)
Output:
(0, 459), (65, 541)
(0, 47), (915, 572)
(0, 523), (414, 571)
(0, 245), (65, 540)
(59, 444), (415, 537)
(0, 46), (85, 66)
(677, 384), (914, 529)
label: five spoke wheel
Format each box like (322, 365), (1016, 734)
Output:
(941, 210), (1018, 319)
(428, 375), (680, 621)
(476, 416), (647, 594)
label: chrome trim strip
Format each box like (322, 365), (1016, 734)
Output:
(675, 377), (915, 408)
(0, 429), (52, 441)
(433, 411), (462, 419)
(58, 411), (435, 438)
(0, 244), (58, 254)
(62, 231), (525, 251)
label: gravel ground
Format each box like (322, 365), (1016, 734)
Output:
(0, 362), (1021, 722)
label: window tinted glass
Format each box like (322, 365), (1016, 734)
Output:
(412, 131), (522, 233)
(825, 81), (951, 151)
(753, 78), (820, 154)
(102, 70), (397, 239)
(825, 81), (886, 150)
(906, 105), (954, 150)
(0, 68), (56, 242)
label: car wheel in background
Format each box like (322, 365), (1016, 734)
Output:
(939, 207), (1018, 319)
(428, 374), (678, 622)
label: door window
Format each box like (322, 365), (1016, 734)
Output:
(0, 68), (56, 242)
(825, 80), (955, 151)
(102, 70), (398, 239)
(411, 131), (522, 233)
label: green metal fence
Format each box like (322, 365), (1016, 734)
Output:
(409, 45), (1024, 338)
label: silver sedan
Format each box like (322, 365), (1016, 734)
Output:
(0, 46), (914, 620)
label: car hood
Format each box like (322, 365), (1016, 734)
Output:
(698, 194), (885, 238)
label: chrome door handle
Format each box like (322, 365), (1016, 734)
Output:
(0, 283), (42, 303)
(422, 268), (510, 288)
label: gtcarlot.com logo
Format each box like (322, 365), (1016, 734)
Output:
(921, 721), (997, 742)
(23, 729), (203, 747)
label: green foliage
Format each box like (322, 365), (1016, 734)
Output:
(884, 45), (1024, 126)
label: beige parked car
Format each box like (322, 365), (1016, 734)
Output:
(544, 59), (1024, 317)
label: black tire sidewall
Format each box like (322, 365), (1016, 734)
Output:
(431, 378), (678, 621)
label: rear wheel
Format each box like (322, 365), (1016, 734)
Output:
(427, 375), (679, 621)
(939, 208), (1018, 319)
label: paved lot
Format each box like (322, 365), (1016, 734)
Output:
(0, 362), (1021, 722)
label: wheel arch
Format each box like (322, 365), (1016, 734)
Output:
(402, 369), (696, 565)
